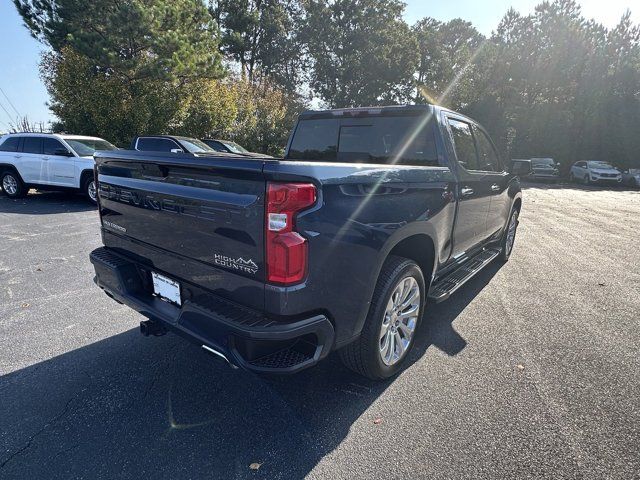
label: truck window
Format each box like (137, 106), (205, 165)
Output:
(448, 119), (478, 171)
(136, 137), (181, 152)
(288, 119), (339, 161)
(287, 116), (438, 166)
(474, 128), (502, 172)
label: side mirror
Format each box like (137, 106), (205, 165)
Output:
(170, 148), (184, 153)
(510, 159), (532, 176)
(55, 148), (73, 157)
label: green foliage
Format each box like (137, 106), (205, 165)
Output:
(16, 0), (640, 167)
(211, 0), (305, 91)
(41, 48), (300, 154)
(460, 0), (640, 170)
(303, 0), (418, 107)
(15, 0), (224, 81)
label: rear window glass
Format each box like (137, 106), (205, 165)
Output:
(287, 116), (438, 166)
(0, 137), (21, 152)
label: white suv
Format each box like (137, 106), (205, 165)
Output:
(0, 133), (117, 203)
(569, 161), (622, 185)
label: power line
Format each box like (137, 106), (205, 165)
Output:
(0, 86), (21, 117)
(0, 98), (16, 125)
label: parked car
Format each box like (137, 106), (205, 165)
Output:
(622, 168), (640, 187)
(0, 133), (118, 203)
(131, 135), (215, 154)
(529, 157), (560, 182)
(202, 138), (262, 156)
(569, 161), (622, 185)
(90, 105), (529, 380)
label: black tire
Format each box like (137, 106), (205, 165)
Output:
(340, 256), (426, 380)
(82, 174), (97, 204)
(583, 174), (590, 186)
(1, 170), (27, 199)
(499, 206), (520, 262)
(569, 172), (575, 183)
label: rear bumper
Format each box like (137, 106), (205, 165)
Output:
(90, 247), (334, 374)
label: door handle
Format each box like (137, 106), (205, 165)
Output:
(460, 187), (474, 197)
(42, 156), (49, 161)
(491, 184), (500, 191)
(13, 155), (21, 159)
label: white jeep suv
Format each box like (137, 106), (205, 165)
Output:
(0, 133), (117, 203)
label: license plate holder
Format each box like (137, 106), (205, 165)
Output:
(151, 272), (181, 306)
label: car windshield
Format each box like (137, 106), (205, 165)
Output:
(588, 161), (615, 169)
(531, 158), (555, 167)
(220, 141), (249, 154)
(179, 138), (215, 153)
(628, 168), (640, 174)
(64, 138), (118, 156)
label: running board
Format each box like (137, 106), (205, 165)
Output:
(428, 248), (501, 303)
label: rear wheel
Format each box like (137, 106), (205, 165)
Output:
(499, 207), (519, 262)
(82, 174), (97, 204)
(583, 174), (590, 186)
(1, 171), (27, 199)
(569, 172), (575, 183)
(340, 256), (425, 380)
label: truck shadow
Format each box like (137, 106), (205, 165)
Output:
(0, 263), (500, 479)
(0, 190), (96, 214)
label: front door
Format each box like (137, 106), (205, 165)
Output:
(446, 117), (493, 257)
(42, 138), (77, 187)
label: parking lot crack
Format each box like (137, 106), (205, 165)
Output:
(0, 396), (75, 470)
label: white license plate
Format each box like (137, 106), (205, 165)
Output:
(151, 272), (181, 306)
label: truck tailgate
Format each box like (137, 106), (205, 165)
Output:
(94, 151), (267, 309)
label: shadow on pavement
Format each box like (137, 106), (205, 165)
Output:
(0, 190), (96, 214)
(0, 262), (501, 479)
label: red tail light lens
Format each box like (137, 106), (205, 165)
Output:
(266, 182), (316, 285)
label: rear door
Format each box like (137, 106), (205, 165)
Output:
(473, 125), (510, 237)
(42, 137), (76, 186)
(446, 116), (493, 257)
(19, 136), (47, 184)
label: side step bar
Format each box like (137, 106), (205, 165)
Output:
(428, 248), (501, 303)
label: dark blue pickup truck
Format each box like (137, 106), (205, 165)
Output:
(90, 105), (530, 380)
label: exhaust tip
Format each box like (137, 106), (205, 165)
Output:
(202, 345), (239, 369)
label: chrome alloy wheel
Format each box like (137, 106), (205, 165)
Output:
(505, 210), (518, 256)
(379, 276), (420, 366)
(2, 174), (18, 195)
(87, 180), (97, 202)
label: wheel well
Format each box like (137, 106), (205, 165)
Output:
(80, 170), (94, 187)
(0, 164), (21, 179)
(513, 198), (522, 213)
(388, 234), (435, 282)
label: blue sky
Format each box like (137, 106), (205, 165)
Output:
(0, 0), (638, 129)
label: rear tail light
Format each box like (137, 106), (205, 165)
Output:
(266, 182), (316, 285)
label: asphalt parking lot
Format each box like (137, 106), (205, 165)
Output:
(1, 183), (639, 479)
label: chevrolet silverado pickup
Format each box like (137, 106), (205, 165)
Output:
(90, 105), (530, 380)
